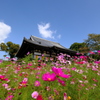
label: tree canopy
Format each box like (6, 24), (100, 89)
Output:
(0, 41), (20, 58)
(69, 42), (89, 54)
(69, 33), (100, 54)
(84, 33), (100, 51)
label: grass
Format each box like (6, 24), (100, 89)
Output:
(0, 53), (100, 100)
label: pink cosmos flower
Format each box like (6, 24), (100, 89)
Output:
(36, 76), (39, 79)
(5, 95), (14, 100)
(11, 58), (17, 61)
(2, 83), (8, 87)
(52, 67), (64, 75)
(97, 50), (100, 54)
(46, 86), (50, 91)
(2, 83), (11, 90)
(42, 54), (44, 56)
(76, 53), (81, 55)
(0, 60), (3, 63)
(0, 75), (9, 81)
(50, 57), (53, 61)
(80, 56), (85, 59)
(19, 78), (28, 87)
(78, 70), (84, 74)
(31, 91), (39, 99)
(92, 67), (98, 71)
(57, 78), (66, 86)
(20, 81), (27, 87)
(57, 55), (64, 61)
(37, 95), (44, 100)
(27, 52), (30, 55)
(34, 81), (41, 87)
(75, 61), (85, 64)
(93, 84), (97, 86)
(52, 67), (71, 78)
(54, 89), (59, 95)
(28, 63), (32, 66)
(94, 61), (100, 64)
(23, 78), (28, 82)
(64, 93), (67, 100)
(70, 81), (75, 84)
(92, 78), (98, 82)
(42, 72), (57, 81)
(71, 67), (76, 71)
(36, 72), (41, 75)
(89, 51), (95, 54)
(60, 74), (71, 78)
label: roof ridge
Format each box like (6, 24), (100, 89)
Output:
(31, 35), (59, 44)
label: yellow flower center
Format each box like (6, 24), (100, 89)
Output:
(48, 78), (51, 81)
(67, 96), (71, 100)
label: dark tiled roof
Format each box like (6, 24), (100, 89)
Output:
(16, 35), (77, 57)
(30, 35), (67, 49)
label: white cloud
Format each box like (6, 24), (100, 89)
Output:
(38, 23), (55, 39)
(57, 34), (61, 39)
(0, 22), (11, 43)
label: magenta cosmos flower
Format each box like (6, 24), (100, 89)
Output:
(34, 81), (41, 87)
(5, 95), (14, 100)
(97, 50), (100, 54)
(57, 78), (66, 86)
(89, 51), (95, 54)
(42, 72), (56, 81)
(52, 67), (71, 78)
(94, 61), (100, 64)
(0, 75), (9, 81)
(31, 91), (39, 99)
(0, 60), (3, 63)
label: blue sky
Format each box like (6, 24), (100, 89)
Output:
(0, 0), (100, 59)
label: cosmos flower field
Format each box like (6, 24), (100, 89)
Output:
(0, 52), (100, 100)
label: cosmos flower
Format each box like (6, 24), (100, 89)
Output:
(52, 67), (71, 78)
(5, 95), (14, 100)
(22, 78), (28, 82)
(34, 81), (41, 87)
(2, 83), (11, 90)
(37, 95), (44, 100)
(97, 50), (100, 54)
(27, 52), (30, 55)
(52, 67), (64, 75)
(57, 78), (66, 86)
(0, 60), (3, 63)
(31, 91), (39, 99)
(89, 51), (95, 54)
(94, 61), (100, 64)
(64, 92), (67, 100)
(71, 67), (76, 71)
(0, 75), (9, 81)
(19, 81), (27, 87)
(28, 63), (32, 66)
(42, 72), (56, 81)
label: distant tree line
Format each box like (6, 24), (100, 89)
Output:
(69, 33), (100, 52)
(69, 33), (100, 60)
(0, 33), (100, 59)
(0, 41), (20, 58)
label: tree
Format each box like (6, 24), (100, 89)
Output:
(84, 33), (100, 51)
(3, 55), (7, 60)
(0, 41), (20, 58)
(69, 42), (89, 54)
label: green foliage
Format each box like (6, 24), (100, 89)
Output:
(0, 54), (100, 100)
(21, 53), (34, 63)
(0, 41), (20, 58)
(85, 33), (100, 51)
(69, 42), (89, 53)
(89, 53), (100, 60)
